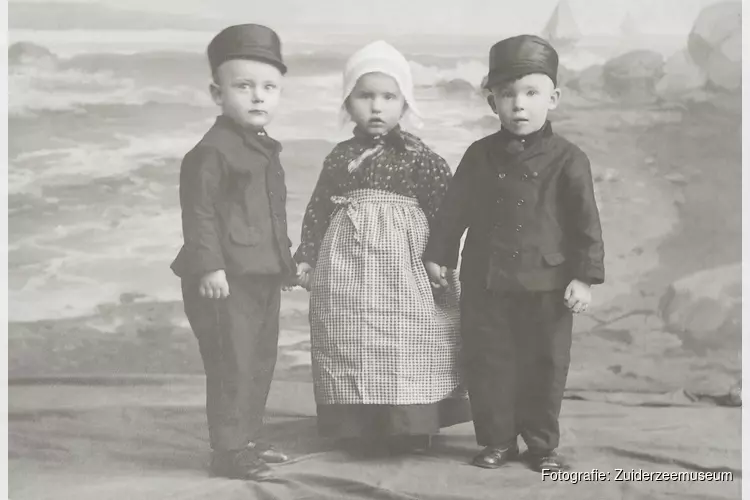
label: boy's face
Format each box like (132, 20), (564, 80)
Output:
(345, 72), (406, 136)
(488, 73), (560, 136)
(210, 58), (283, 130)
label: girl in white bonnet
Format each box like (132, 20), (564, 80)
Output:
(294, 41), (470, 452)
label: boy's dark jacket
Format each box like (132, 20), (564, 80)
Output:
(171, 115), (295, 279)
(424, 121), (605, 290)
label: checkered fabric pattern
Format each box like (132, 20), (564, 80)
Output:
(310, 188), (464, 405)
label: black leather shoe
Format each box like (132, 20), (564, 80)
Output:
(471, 445), (520, 469)
(527, 450), (567, 472)
(210, 449), (273, 480)
(247, 441), (289, 464)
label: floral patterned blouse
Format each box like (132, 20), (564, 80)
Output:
(294, 126), (453, 266)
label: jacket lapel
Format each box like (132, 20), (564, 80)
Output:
(489, 122), (555, 174)
(511, 121), (553, 163)
(214, 115), (282, 164)
(241, 128), (282, 161)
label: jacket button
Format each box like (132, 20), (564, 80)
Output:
(498, 173), (506, 179)
(511, 251), (519, 258)
(517, 199), (524, 206)
(522, 173), (529, 180)
(532, 172), (538, 177)
(516, 224), (522, 231)
(496, 198), (503, 204)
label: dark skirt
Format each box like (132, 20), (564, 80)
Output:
(316, 397), (472, 438)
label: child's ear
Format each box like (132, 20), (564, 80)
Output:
(209, 81), (222, 106)
(548, 87), (561, 111)
(486, 94), (497, 114)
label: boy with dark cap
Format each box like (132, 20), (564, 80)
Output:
(424, 35), (605, 472)
(171, 24), (296, 480)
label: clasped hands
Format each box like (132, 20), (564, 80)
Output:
(424, 261), (591, 313)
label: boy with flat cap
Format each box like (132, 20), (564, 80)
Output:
(171, 23), (296, 480)
(424, 35), (605, 472)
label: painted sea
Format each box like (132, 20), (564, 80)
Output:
(8, 28), (740, 396)
(8, 29), (681, 321)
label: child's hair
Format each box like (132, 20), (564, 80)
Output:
(488, 71), (557, 92)
(211, 56), (287, 85)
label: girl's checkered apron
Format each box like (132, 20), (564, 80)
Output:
(310, 188), (463, 406)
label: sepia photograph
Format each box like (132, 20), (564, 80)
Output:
(7, 0), (743, 498)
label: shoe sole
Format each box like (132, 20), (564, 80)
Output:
(210, 465), (274, 481)
(535, 465), (567, 473)
(472, 460), (512, 469)
(471, 454), (519, 469)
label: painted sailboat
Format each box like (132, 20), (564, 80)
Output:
(541, 0), (582, 50)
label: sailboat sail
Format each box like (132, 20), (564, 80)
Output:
(541, 0), (581, 48)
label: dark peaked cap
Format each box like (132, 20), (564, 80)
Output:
(208, 24), (287, 75)
(484, 35), (558, 89)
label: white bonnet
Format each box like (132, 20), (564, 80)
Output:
(339, 40), (423, 129)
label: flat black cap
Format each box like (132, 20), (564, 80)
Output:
(484, 35), (558, 89)
(208, 24), (287, 75)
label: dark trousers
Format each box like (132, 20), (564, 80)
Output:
(460, 285), (572, 452)
(181, 274), (281, 452)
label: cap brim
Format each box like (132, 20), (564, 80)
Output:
(484, 66), (555, 89)
(484, 69), (529, 89)
(216, 51), (287, 74)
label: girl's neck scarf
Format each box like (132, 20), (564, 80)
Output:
(346, 125), (421, 173)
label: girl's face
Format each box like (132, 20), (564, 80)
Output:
(346, 72), (406, 136)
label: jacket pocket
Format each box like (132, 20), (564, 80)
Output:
(227, 206), (260, 246)
(542, 252), (566, 267)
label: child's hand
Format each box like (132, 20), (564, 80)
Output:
(281, 271), (300, 292)
(297, 262), (313, 291)
(200, 270), (230, 299)
(425, 261), (449, 289)
(564, 279), (591, 314)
